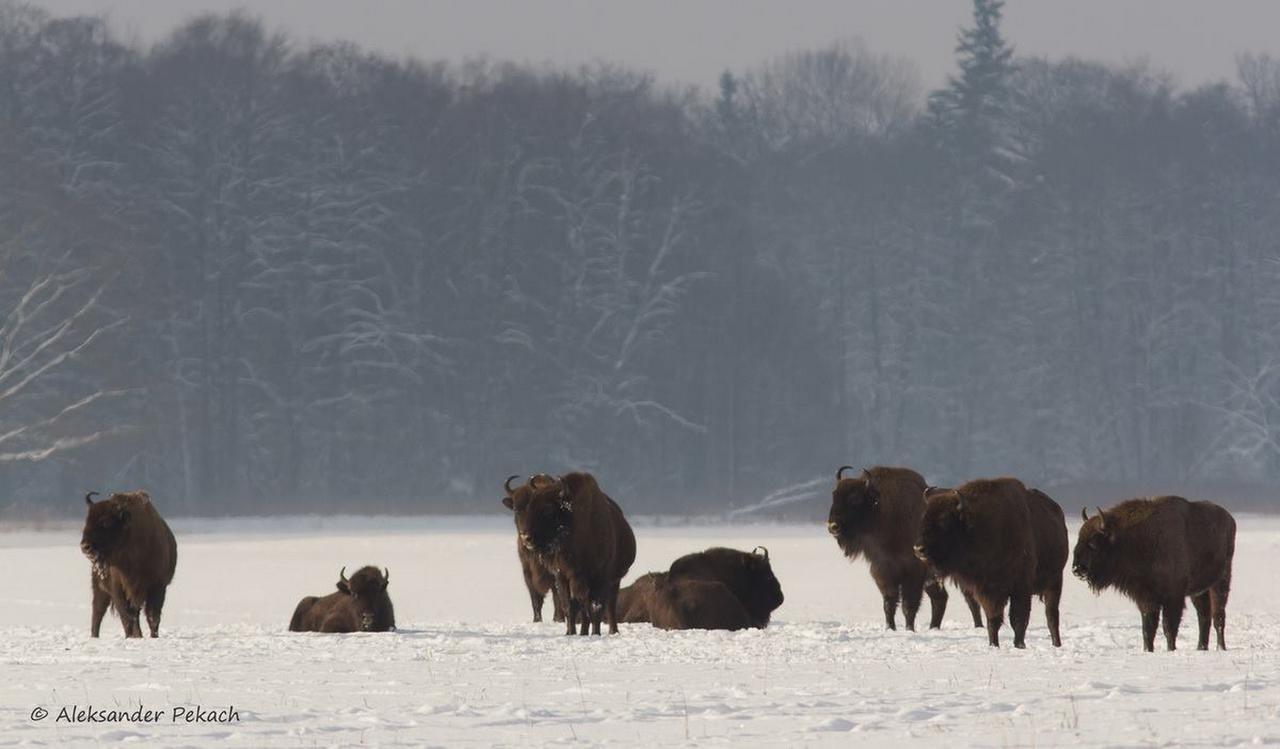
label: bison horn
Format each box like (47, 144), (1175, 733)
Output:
(504, 475), (519, 495)
(753, 546), (769, 560)
(382, 567), (390, 583)
(85, 491), (99, 506)
(339, 566), (348, 583)
(836, 465), (854, 481)
(1095, 506), (1107, 530)
(1080, 506), (1089, 523)
(529, 473), (554, 489)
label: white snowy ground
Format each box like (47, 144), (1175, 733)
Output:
(1, 515), (1278, 748)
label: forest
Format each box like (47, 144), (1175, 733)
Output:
(2, 0), (1279, 516)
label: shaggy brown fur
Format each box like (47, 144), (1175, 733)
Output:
(647, 575), (754, 631)
(289, 566), (396, 633)
(511, 472), (636, 636)
(617, 572), (662, 622)
(915, 478), (1068, 648)
(828, 466), (982, 631)
(503, 476), (566, 623)
(80, 491), (178, 638)
(618, 547), (784, 629)
(1074, 496), (1236, 652)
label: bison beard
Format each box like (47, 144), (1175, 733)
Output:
(80, 491), (178, 639)
(1074, 497), (1236, 652)
(827, 466), (982, 631)
(510, 472), (635, 636)
(914, 479), (1068, 648)
(288, 566), (396, 633)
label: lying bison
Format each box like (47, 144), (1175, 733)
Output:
(646, 574), (754, 631)
(80, 491), (178, 638)
(503, 475), (566, 623)
(510, 472), (635, 635)
(289, 566), (396, 633)
(1075, 497), (1235, 652)
(915, 478), (1068, 648)
(828, 466), (981, 631)
(618, 546), (784, 629)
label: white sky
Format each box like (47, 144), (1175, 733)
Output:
(26, 0), (1280, 90)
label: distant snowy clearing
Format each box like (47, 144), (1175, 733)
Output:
(2, 516), (1278, 746)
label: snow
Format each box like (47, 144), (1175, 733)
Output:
(2, 515), (1279, 746)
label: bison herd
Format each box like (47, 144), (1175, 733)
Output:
(78, 465), (1238, 652)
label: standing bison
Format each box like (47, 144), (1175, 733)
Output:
(914, 478), (1068, 648)
(1074, 497), (1235, 652)
(617, 546), (784, 629)
(80, 491), (177, 638)
(827, 466), (982, 631)
(289, 566), (396, 633)
(502, 475), (566, 623)
(509, 472), (635, 635)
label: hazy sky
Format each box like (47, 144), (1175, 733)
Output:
(27, 0), (1280, 90)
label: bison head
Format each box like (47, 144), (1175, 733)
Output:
(914, 486), (969, 573)
(742, 546), (785, 621)
(827, 466), (879, 556)
(509, 473), (572, 555)
(1073, 507), (1117, 592)
(337, 565), (395, 632)
(80, 492), (131, 575)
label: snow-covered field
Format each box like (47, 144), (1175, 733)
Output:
(1, 514), (1278, 747)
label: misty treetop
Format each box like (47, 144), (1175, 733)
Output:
(1, 0), (1279, 516)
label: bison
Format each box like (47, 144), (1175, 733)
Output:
(80, 491), (178, 638)
(1074, 497), (1236, 652)
(646, 574), (754, 631)
(617, 546), (784, 629)
(289, 566), (396, 633)
(828, 466), (982, 631)
(503, 475), (566, 623)
(509, 472), (635, 635)
(914, 478), (1068, 648)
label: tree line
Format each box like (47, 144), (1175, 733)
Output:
(2, 0), (1279, 517)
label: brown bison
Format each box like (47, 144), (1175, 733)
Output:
(617, 546), (784, 629)
(646, 574), (754, 631)
(503, 475), (566, 623)
(828, 466), (982, 631)
(914, 478), (1068, 648)
(289, 566), (396, 633)
(1074, 497), (1236, 652)
(80, 491), (178, 638)
(509, 472), (635, 635)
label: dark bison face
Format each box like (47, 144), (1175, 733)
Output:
(742, 547), (785, 617)
(915, 487), (968, 573)
(337, 566), (394, 632)
(80, 492), (128, 572)
(827, 467), (878, 553)
(510, 474), (571, 554)
(1073, 507), (1117, 591)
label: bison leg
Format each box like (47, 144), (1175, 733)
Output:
(924, 579), (948, 629)
(963, 589), (983, 628)
(880, 596), (899, 631)
(578, 607), (590, 636)
(1042, 577), (1063, 647)
(1210, 573), (1230, 650)
(551, 581), (567, 623)
(564, 598), (580, 636)
(1161, 598), (1184, 651)
(90, 577), (110, 638)
(144, 586), (167, 638)
(606, 582), (621, 635)
(981, 596), (1006, 648)
(118, 602), (143, 638)
(1140, 607), (1160, 652)
(590, 601), (603, 636)
(1191, 591), (1211, 650)
(1009, 592), (1032, 649)
(528, 588), (546, 623)
(901, 570), (925, 632)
